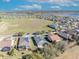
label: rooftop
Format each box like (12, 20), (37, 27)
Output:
(48, 32), (62, 42)
(0, 36), (14, 49)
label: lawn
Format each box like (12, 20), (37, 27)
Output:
(0, 18), (52, 35)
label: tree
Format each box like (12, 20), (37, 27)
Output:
(22, 52), (44, 59)
(7, 49), (15, 56)
(42, 43), (56, 59)
(40, 30), (45, 34)
(29, 38), (37, 51)
(22, 55), (32, 59)
(54, 40), (66, 54)
(75, 34), (79, 45)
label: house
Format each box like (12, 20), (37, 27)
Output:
(72, 29), (79, 40)
(32, 35), (49, 48)
(18, 33), (38, 51)
(48, 23), (58, 30)
(0, 36), (15, 52)
(75, 29), (79, 33)
(48, 32), (62, 42)
(58, 30), (73, 41)
(18, 35), (30, 51)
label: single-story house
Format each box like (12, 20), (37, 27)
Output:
(48, 23), (58, 29)
(18, 36), (30, 51)
(32, 35), (49, 48)
(48, 32), (62, 42)
(75, 29), (79, 33)
(70, 29), (79, 40)
(0, 36), (15, 52)
(58, 31), (72, 40)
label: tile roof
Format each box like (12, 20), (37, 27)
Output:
(48, 32), (61, 42)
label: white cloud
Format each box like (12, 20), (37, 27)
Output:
(27, 0), (72, 3)
(51, 6), (60, 8)
(49, 0), (71, 3)
(27, 0), (49, 3)
(27, 0), (79, 7)
(12, 4), (42, 11)
(72, 3), (78, 6)
(13, 8), (23, 11)
(20, 4), (42, 10)
(3, 0), (11, 2)
(51, 6), (62, 10)
(49, 0), (79, 7)
(59, 2), (78, 7)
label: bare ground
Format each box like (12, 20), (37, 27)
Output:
(55, 45), (79, 59)
(0, 18), (52, 35)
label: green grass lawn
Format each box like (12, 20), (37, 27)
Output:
(0, 18), (52, 35)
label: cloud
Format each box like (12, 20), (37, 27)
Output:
(49, 0), (71, 3)
(51, 6), (62, 10)
(12, 4), (42, 11)
(3, 0), (11, 3)
(20, 4), (42, 10)
(27, 0), (72, 3)
(27, 0), (79, 7)
(51, 6), (60, 8)
(71, 3), (78, 6)
(49, 0), (79, 7)
(27, 0), (49, 3)
(58, 2), (78, 7)
(13, 8), (23, 11)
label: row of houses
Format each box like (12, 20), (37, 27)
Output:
(1, 28), (79, 52)
(48, 16), (79, 46)
(58, 28), (79, 41)
(0, 31), (63, 52)
(0, 14), (37, 19)
(48, 16), (79, 42)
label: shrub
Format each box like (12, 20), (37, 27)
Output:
(7, 49), (16, 56)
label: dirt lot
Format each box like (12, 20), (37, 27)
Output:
(0, 18), (52, 35)
(55, 45), (79, 59)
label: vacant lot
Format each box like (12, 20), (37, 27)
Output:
(55, 45), (79, 59)
(0, 18), (52, 35)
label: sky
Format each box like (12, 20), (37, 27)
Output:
(0, 0), (79, 11)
